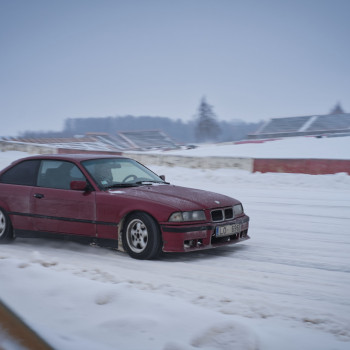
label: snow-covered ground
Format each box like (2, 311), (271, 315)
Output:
(150, 135), (350, 159)
(1, 144), (350, 350)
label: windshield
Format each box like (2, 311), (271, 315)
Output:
(82, 158), (165, 189)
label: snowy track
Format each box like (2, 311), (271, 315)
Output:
(1, 155), (350, 349)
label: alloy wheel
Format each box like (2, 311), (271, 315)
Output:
(126, 219), (149, 253)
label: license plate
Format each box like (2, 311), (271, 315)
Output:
(216, 224), (241, 237)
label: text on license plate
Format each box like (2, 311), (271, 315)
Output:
(216, 224), (241, 237)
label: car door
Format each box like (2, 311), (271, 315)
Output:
(31, 160), (96, 236)
(0, 159), (40, 231)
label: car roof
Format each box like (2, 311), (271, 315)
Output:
(17, 153), (128, 162)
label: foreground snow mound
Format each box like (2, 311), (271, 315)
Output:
(189, 322), (258, 350)
(0, 252), (259, 350)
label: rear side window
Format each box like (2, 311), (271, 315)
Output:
(0, 160), (40, 186)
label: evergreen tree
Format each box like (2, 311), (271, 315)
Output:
(329, 102), (345, 114)
(195, 97), (221, 142)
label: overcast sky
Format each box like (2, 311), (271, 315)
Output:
(1, 0), (349, 136)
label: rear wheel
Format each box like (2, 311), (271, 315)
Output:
(0, 208), (14, 243)
(122, 212), (162, 260)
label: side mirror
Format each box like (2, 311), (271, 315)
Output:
(70, 180), (89, 191)
(159, 175), (166, 181)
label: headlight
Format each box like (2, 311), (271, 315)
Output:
(169, 210), (206, 222)
(233, 204), (243, 216)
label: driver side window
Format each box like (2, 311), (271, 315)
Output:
(37, 160), (86, 190)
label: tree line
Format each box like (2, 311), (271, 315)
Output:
(20, 98), (263, 143)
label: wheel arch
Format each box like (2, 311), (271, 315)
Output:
(119, 209), (163, 239)
(119, 209), (164, 258)
(0, 201), (11, 213)
(0, 205), (14, 242)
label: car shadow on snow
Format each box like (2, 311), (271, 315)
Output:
(158, 244), (251, 262)
(12, 237), (251, 262)
(13, 237), (115, 256)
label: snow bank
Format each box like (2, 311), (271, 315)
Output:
(127, 136), (350, 174)
(1, 254), (259, 350)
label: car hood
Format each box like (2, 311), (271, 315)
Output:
(109, 184), (240, 211)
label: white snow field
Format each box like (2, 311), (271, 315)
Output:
(148, 135), (350, 160)
(1, 142), (350, 350)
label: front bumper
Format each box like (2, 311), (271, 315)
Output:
(160, 215), (249, 252)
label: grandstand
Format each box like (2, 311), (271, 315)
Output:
(0, 136), (120, 153)
(0, 130), (180, 154)
(86, 133), (135, 150)
(248, 113), (350, 139)
(118, 130), (179, 150)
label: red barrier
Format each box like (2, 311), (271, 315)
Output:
(253, 158), (350, 175)
(234, 138), (280, 145)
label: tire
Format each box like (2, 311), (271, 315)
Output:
(0, 207), (14, 243)
(122, 212), (162, 260)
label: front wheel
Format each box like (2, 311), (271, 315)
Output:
(0, 207), (14, 243)
(122, 212), (162, 260)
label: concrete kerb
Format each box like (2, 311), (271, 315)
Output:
(0, 141), (57, 155)
(123, 152), (254, 171)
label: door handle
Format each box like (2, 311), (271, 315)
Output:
(34, 193), (44, 199)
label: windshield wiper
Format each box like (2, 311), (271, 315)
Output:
(135, 180), (169, 185)
(104, 180), (169, 189)
(105, 183), (140, 189)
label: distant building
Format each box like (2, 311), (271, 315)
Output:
(248, 113), (350, 140)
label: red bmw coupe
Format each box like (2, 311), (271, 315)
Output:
(0, 154), (250, 259)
